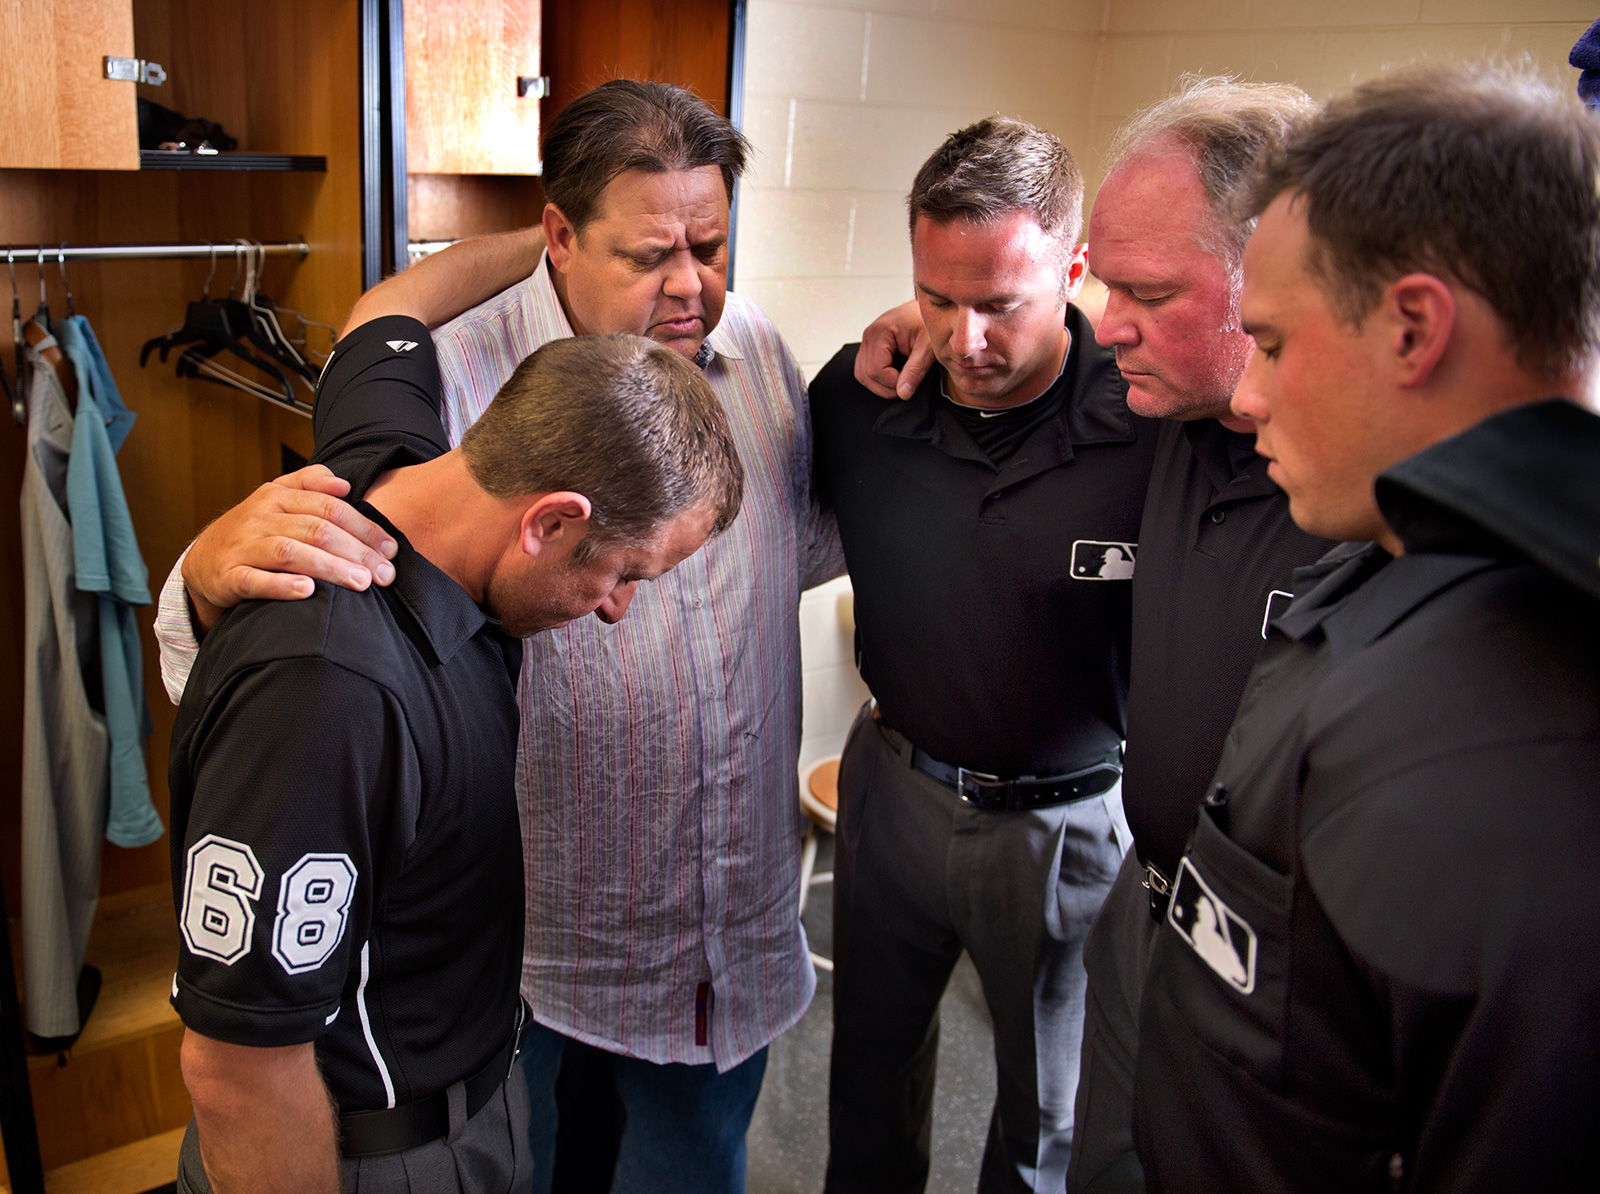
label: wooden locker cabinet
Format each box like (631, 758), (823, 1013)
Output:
(0, 1), (363, 1187)
(0, 2), (738, 1188)
(0, 0), (142, 170)
(405, 0), (543, 175)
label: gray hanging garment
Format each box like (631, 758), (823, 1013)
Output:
(19, 333), (109, 1040)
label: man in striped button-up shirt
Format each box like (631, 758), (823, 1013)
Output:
(154, 81), (842, 1193)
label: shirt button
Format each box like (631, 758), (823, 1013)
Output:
(1210, 509), (1226, 524)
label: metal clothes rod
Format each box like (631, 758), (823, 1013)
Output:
(0, 241), (309, 262)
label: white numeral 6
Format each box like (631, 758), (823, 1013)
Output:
(181, 835), (265, 965)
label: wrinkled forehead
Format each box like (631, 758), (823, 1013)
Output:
(1090, 152), (1214, 259)
(589, 166), (732, 233)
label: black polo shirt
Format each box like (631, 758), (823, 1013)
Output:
(169, 316), (524, 1112)
(1123, 418), (1332, 878)
(811, 305), (1159, 776)
(1134, 400), (1600, 1191)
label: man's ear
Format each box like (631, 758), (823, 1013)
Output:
(543, 203), (579, 274)
(1384, 272), (1456, 388)
(1063, 242), (1090, 303)
(518, 491), (593, 559)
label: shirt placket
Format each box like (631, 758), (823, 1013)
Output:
(676, 543), (734, 1065)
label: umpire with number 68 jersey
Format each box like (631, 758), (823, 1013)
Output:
(166, 291), (742, 1193)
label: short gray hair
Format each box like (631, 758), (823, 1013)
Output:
(1106, 76), (1316, 286)
(908, 117), (1085, 247)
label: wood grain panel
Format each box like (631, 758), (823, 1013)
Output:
(406, 0), (542, 175)
(0, 0), (140, 171)
(543, 0), (731, 116)
(408, 174), (546, 241)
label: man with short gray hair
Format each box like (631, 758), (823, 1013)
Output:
(1074, 77), (1334, 1194)
(812, 116), (1157, 1193)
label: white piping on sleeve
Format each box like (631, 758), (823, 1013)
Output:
(356, 941), (396, 1108)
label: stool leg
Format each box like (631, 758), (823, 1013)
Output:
(799, 824), (818, 916)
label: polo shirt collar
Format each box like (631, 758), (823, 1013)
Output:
(531, 252), (745, 366)
(1183, 417), (1282, 504)
(360, 502), (492, 666)
(1376, 398), (1600, 603)
(1269, 538), (1500, 659)
(871, 303), (1133, 479)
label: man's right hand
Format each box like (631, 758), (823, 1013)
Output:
(182, 465), (398, 636)
(853, 300), (935, 400)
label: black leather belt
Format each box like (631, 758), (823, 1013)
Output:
(908, 744), (1121, 813)
(868, 702), (1121, 812)
(339, 1016), (526, 1158)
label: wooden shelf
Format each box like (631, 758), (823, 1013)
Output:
(0, 1126), (183, 1194)
(2, 886), (190, 1187)
(139, 151), (326, 172)
(27, 885), (181, 1064)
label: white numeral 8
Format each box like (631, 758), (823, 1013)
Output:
(271, 854), (358, 975)
(181, 836), (265, 965)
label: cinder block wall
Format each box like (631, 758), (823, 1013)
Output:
(744, 0), (1593, 767)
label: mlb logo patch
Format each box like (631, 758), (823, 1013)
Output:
(1168, 857), (1257, 994)
(1071, 540), (1137, 580)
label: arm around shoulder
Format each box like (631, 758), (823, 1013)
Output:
(343, 225), (547, 336)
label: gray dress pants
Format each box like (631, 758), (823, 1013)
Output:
(825, 705), (1130, 1194)
(1064, 850), (1160, 1194)
(176, 1068), (532, 1194)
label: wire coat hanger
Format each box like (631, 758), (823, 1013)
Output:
(57, 245), (74, 319)
(8, 250), (23, 425)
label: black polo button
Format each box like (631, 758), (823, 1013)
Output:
(1210, 509), (1226, 524)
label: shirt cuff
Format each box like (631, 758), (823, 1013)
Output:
(154, 543), (201, 706)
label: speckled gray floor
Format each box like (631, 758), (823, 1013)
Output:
(746, 834), (999, 1194)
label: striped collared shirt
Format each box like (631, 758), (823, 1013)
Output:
(427, 256), (842, 1067)
(157, 255), (842, 1067)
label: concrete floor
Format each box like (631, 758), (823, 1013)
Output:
(746, 833), (999, 1194)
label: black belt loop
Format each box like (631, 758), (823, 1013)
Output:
(339, 1012), (526, 1159)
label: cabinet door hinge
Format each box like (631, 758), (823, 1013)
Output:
(104, 57), (166, 86)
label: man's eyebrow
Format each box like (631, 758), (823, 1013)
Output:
(916, 281), (1022, 306)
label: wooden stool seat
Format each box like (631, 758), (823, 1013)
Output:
(801, 757), (839, 830)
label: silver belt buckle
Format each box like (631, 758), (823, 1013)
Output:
(1142, 862), (1171, 896)
(955, 766), (1000, 804)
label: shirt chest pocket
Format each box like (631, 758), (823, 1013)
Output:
(1160, 805), (1294, 1089)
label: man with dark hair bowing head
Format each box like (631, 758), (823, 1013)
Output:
(170, 246), (741, 1193)
(1135, 61), (1600, 1191)
(813, 117), (1156, 1193)
(154, 80), (841, 1192)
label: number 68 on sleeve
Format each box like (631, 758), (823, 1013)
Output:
(181, 834), (358, 976)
